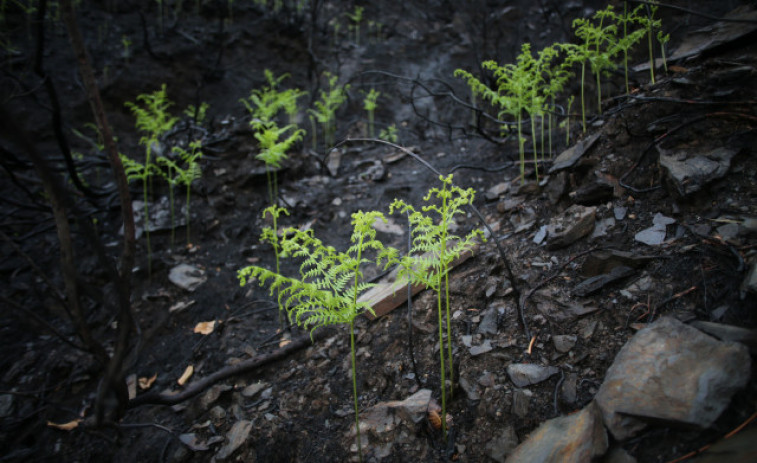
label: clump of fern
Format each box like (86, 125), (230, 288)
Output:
(241, 70), (306, 206)
(385, 175), (484, 442)
(156, 140), (203, 247)
(308, 71), (350, 149)
(238, 210), (389, 462)
(124, 83), (178, 275)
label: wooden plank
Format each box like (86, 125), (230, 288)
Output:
(359, 245), (476, 320)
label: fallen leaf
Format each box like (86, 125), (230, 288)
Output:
(47, 419), (81, 431)
(193, 320), (216, 335)
(138, 373), (158, 390)
(178, 365), (194, 386)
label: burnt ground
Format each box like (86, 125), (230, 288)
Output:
(1, 0), (757, 462)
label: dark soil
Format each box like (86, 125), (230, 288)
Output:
(1, 1), (756, 462)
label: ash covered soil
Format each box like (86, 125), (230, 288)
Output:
(1, 1), (757, 462)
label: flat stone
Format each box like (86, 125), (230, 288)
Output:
(507, 364), (560, 387)
(360, 388), (432, 431)
(553, 335), (577, 353)
(470, 339), (493, 356)
(169, 264), (207, 292)
(459, 376), (481, 401)
(595, 317), (751, 441)
(572, 266), (635, 297)
(634, 213), (675, 246)
(546, 205), (597, 250)
(477, 307), (498, 335)
(512, 388), (531, 418)
(549, 133), (601, 173)
(215, 420), (252, 460)
(241, 382), (267, 398)
(486, 182), (510, 200)
(659, 145), (737, 196)
(506, 401), (608, 463)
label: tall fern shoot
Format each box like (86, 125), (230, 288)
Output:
(238, 211), (389, 462)
(386, 175), (484, 442)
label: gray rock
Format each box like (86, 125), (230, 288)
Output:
(549, 133), (601, 173)
(507, 364), (560, 387)
(553, 335), (578, 353)
(458, 376), (480, 401)
(470, 340), (493, 356)
(595, 317), (751, 441)
(477, 307), (498, 335)
(506, 401), (608, 463)
(169, 264), (207, 292)
(241, 382), (267, 398)
(512, 388), (531, 418)
(634, 213), (675, 246)
(215, 420), (252, 460)
(561, 372), (579, 405)
(486, 425), (519, 463)
(659, 145), (737, 196)
(547, 205), (597, 250)
(359, 388), (432, 436)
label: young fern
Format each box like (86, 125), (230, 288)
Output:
(119, 153), (157, 269)
(363, 88), (380, 138)
(386, 175), (484, 443)
(455, 51), (531, 183)
(157, 140), (203, 246)
(308, 72), (350, 149)
(238, 210), (389, 462)
(254, 123), (304, 206)
(125, 84), (179, 275)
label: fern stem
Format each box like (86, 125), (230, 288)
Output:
(580, 61), (587, 133)
(437, 273), (447, 442)
(185, 180), (191, 244)
(351, 235), (365, 461)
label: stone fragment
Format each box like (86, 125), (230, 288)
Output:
(546, 205), (597, 250)
(590, 217), (615, 239)
(486, 425), (519, 463)
(486, 182), (510, 201)
(549, 133), (601, 173)
(507, 364), (560, 387)
(595, 317), (750, 441)
(0, 394), (13, 418)
(372, 216), (404, 235)
(215, 420), (252, 460)
(634, 213), (675, 246)
(169, 264), (207, 292)
(506, 401), (608, 463)
(242, 382), (267, 398)
(572, 266), (634, 297)
(477, 307), (498, 335)
(511, 388), (531, 418)
(659, 145), (737, 196)
(553, 335), (577, 353)
(561, 372), (578, 405)
(458, 376), (480, 401)
(535, 295), (601, 323)
(360, 388), (432, 432)
(470, 340), (493, 356)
